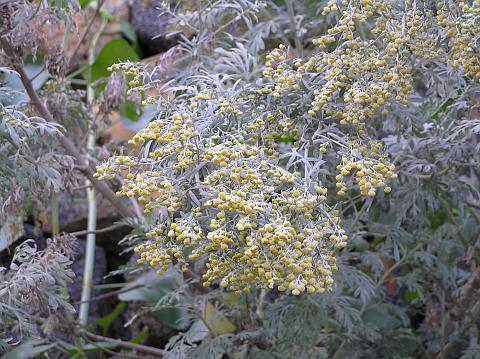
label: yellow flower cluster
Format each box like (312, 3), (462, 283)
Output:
(302, 2), (415, 128)
(437, 1), (480, 80)
(120, 172), (182, 214)
(214, 98), (244, 116)
(255, 0), (480, 201)
(128, 112), (199, 170)
(196, 167), (345, 295)
(260, 0), (480, 138)
(188, 91), (214, 109)
(95, 155), (135, 181)
(96, 0), (480, 297)
(203, 142), (249, 167)
(99, 126), (346, 295)
(107, 63), (144, 95)
(103, 1), (480, 296)
(261, 44), (301, 97)
(189, 92), (297, 159)
(135, 217), (203, 272)
(241, 112), (299, 158)
(335, 141), (397, 197)
(107, 62), (158, 105)
(3, 116), (31, 128)
(95, 158), (184, 214)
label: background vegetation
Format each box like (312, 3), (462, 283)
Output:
(0, 0), (479, 358)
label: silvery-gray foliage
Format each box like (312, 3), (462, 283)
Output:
(0, 0), (479, 358)
(111, 1), (480, 358)
(0, 70), (77, 233)
(0, 235), (76, 352)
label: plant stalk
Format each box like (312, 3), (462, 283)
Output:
(79, 13), (106, 327)
(286, 0), (304, 58)
(51, 192), (60, 235)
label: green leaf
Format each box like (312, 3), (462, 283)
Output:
(120, 100), (141, 122)
(427, 209), (447, 229)
(361, 305), (399, 330)
(86, 39), (139, 83)
(461, 347), (480, 359)
(129, 328), (149, 345)
(119, 272), (190, 330)
(279, 134), (297, 144)
(222, 292), (242, 307)
(95, 302), (127, 336)
(205, 302), (236, 335)
(78, 0), (92, 9)
(155, 306), (189, 330)
(351, 237), (369, 252)
(404, 290), (419, 303)
(120, 17), (138, 45)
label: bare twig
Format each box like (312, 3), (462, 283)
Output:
(79, 9), (108, 327)
(72, 184), (94, 191)
(82, 331), (166, 357)
(70, 223), (126, 237)
(29, 65), (46, 82)
(83, 337), (142, 359)
(130, 198), (145, 222)
(76, 284), (144, 304)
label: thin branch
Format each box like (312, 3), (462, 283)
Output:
(70, 223), (126, 237)
(27, 0), (43, 21)
(76, 284), (144, 304)
(0, 38), (136, 219)
(72, 184), (94, 191)
(79, 13), (104, 326)
(82, 331), (166, 357)
(83, 337), (142, 359)
(66, 0), (106, 71)
(130, 198), (145, 222)
(374, 243), (422, 289)
(29, 65), (46, 82)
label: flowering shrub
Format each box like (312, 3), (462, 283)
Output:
(96, 103), (349, 295)
(96, 0), (480, 301)
(0, 0), (479, 357)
